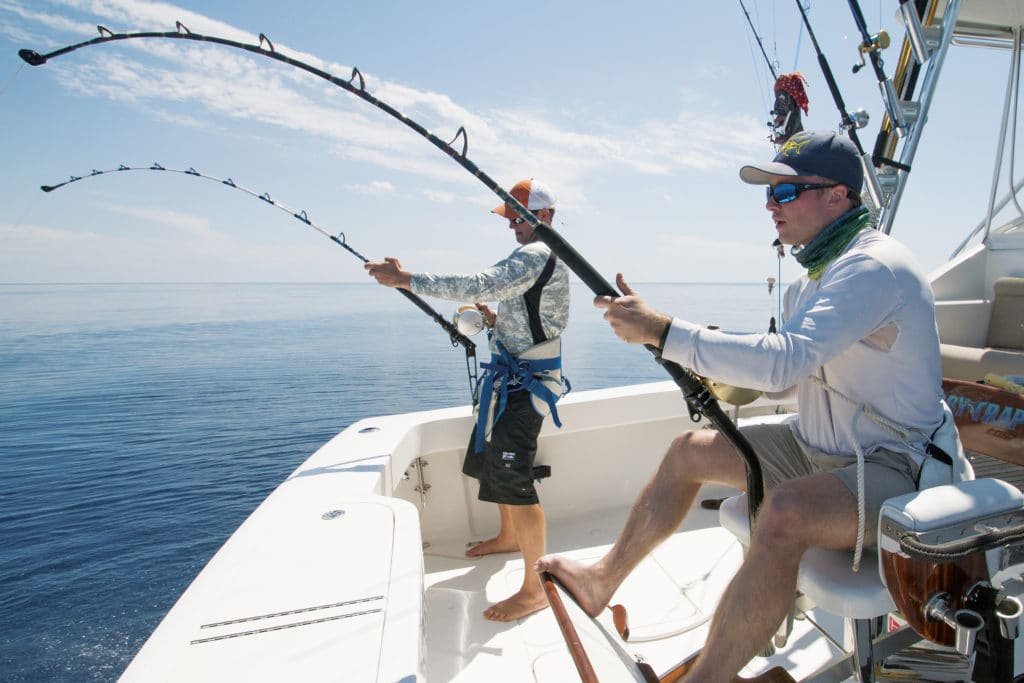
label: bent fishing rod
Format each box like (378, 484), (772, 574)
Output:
(39, 162), (480, 403)
(20, 23), (765, 513)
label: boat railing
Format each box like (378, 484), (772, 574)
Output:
(950, 177), (1024, 258)
(871, 0), (964, 235)
(868, 1), (1024, 246)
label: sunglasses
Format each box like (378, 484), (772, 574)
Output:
(507, 205), (552, 224)
(766, 182), (838, 204)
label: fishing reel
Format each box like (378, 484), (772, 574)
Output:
(453, 305), (486, 336)
(697, 326), (763, 407)
(701, 377), (762, 407)
(853, 30), (890, 73)
(700, 367), (762, 407)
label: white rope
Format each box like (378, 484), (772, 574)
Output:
(847, 405), (867, 571)
(808, 374), (917, 571)
(809, 374), (912, 441)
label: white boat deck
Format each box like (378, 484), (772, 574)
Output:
(419, 487), (845, 681)
(121, 377), (1023, 682)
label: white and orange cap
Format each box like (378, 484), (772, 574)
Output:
(492, 178), (556, 218)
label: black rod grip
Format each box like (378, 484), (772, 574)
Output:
(532, 222), (765, 513)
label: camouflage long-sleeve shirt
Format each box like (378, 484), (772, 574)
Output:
(409, 242), (570, 356)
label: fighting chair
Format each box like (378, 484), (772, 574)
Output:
(719, 423), (1024, 682)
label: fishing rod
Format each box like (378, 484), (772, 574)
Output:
(792, 0), (865, 154)
(737, 0), (777, 81)
(792, 1), (891, 209)
(848, 0), (888, 78)
(845, 0), (913, 175)
(19, 22), (766, 514)
(39, 162), (480, 403)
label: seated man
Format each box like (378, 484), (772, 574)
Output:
(537, 131), (959, 682)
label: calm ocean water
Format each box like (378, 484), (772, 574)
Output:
(0, 281), (774, 681)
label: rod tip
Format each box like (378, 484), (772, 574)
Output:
(19, 49), (47, 66)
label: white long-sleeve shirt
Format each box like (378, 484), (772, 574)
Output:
(662, 228), (944, 459)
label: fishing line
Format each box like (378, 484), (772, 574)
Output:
(792, 1), (809, 72)
(768, 240), (785, 334)
(19, 21), (767, 514)
(739, 2), (810, 145)
(38, 162), (480, 404)
(737, 0), (780, 127)
(738, 0), (778, 80)
(770, 2), (778, 68)
(0, 61), (24, 96)
(776, 250), (783, 327)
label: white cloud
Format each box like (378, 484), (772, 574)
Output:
(10, 0), (769, 217)
(348, 180), (394, 195)
(0, 1), (94, 39)
(151, 106), (207, 128)
(422, 188), (456, 203)
(98, 201), (223, 241)
(0, 222), (100, 241)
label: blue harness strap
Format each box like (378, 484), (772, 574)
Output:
(473, 341), (567, 454)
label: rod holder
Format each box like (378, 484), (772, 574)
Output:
(860, 152), (884, 210)
(898, 1), (939, 65)
(953, 609), (983, 656)
(880, 79), (911, 133)
(925, 593), (984, 656)
(997, 596), (1023, 639)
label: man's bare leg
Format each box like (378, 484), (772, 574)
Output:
(684, 473), (858, 682)
(483, 503), (548, 621)
(536, 429), (748, 617)
(466, 504), (519, 557)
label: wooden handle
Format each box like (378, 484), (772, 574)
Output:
(611, 603), (630, 641)
(540, 572), (599, 683)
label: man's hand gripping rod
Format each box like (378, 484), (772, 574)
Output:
(531, 222), (766, 516)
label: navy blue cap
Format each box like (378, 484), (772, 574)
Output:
(739, 130), (863, 190)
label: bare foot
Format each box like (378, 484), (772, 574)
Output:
(534, 554), (610, 618)
(465, 537), (519, 557)
(482, 589), (549, 622)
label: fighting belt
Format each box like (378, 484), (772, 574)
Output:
(473, 337), (568, 454)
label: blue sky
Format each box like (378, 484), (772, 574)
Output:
(0, 1), (1014, 285)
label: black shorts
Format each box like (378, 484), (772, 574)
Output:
(463, 390), (544, 505)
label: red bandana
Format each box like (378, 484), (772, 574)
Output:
(774, 72), (809, 114)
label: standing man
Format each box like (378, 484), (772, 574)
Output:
(366, 178), (570, 622)
(537, 131), (966, 680)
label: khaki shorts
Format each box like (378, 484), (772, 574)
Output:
(739, 421), (920, 545)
